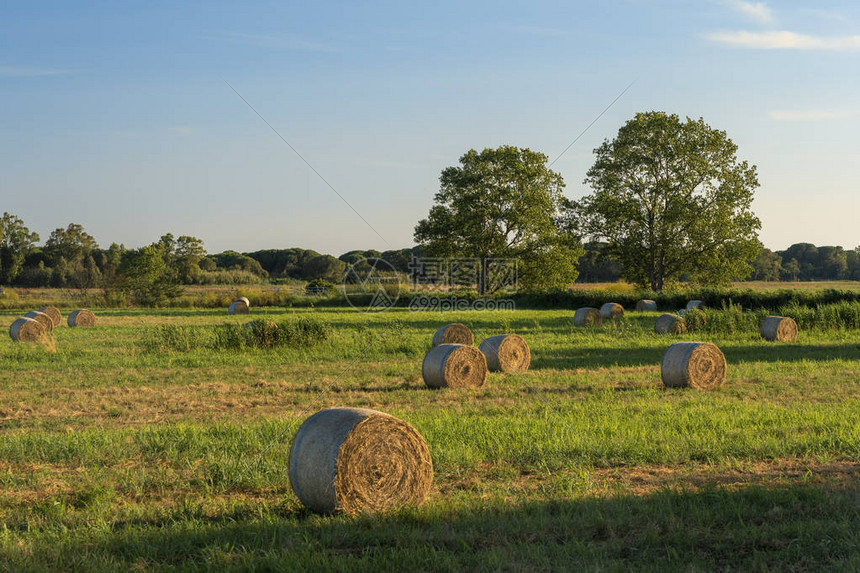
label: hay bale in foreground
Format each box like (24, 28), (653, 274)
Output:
(654, 313), (686, 335)
(761, 316), (798, 342)
(236, 296), (251, 308)
(37, 306), (62, 328)
(600, 302), (624, 319)
(67, 309), (96, 327)
(9, 317), (45, 342)
(479, 334), (530, 373)
(431, 323), (474, 347)
(573, 307), (602, 327)
(661, 342), (726, 390)
(686, 300), (705, 310)
(422, 344), (488, 388)
(24, 311), (54, 333)
(289, 407), (433, 515)
(228, 300), (250, 315)
(636, 299), (658, 312)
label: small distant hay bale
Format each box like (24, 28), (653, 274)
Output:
(600, 302), (624, 319)
(686, 300), (705, 310)
(478, 334), (530, 373)
(228, 300), (250, 314)
(9, 317), (45, 342)
(636, 299), (658, 312)
(67, 309), (96, 327)
(24, 311), (54, 333)
(422, 344), (488, 388)
(661, 342), (726, 390)
(761, 316), (798, 342)
(654, 313), (686, 335)
(289, 407), (433, 515)
(37, 306), (62, 328)
(573, 307), (602, 327)
(431, 323), (474, 347)
(236, 296), (251, 308)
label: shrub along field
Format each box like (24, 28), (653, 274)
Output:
(0, 302), (859, 570)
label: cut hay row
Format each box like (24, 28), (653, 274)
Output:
(9, 316), (45, 342)
(422, 344), (487, 388)
(68, 309), (96, 327)
(573, 307), (602, 327)
(289, 407), (433, 515)
(654, 313), (686, 335)
(479, 334), (530, 373)
(661, 342), (726, 390)
(761, 316), (798, 342)
(431, 323), (473, 347)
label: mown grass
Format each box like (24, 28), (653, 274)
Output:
(0, 305), (859, 570)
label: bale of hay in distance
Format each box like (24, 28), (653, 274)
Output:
(600, 302), (624, 319)
(9, 317), (45, 342)
(431, 323), (474, 347)
(24, 310), (54, 333)
(636, 299), (658, 311)
(573, 307), (602, 327)
(761, 316), (798, 342)
(654, 313), (686, 335)
(37, 306), (62, 328)
(67, 309), (96, 327)
(661, 342), (726, 390)
(422, 344), (488, 388)
(289, 407), (433, 515)
(228, 300), (250, 315)
(479, 334), (530, 373)
(686, 300), (705, 310)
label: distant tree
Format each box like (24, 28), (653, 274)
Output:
(414, 145), (582, 292)
(577, 111), (761, 291)
(118, 244), (182, 305)
(778, 243), (818, 280)
(173, 235), (207, 283)
(750, 246), (782, 281)
(0, 212), (40, 284)
(210, 251), (268, 277)
(781, 258), (801, 281)
(44, 223), (98, 265)
(818, 246), (848, 280)
(302, 254), (347, 282)
(576, 241), (623, 283)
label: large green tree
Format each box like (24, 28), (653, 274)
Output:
(0, 212), (40, 284)
(414, 146), (582, 292)
(578, 111), (761, 291)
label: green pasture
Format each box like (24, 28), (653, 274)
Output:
(0, 305), (859, 571)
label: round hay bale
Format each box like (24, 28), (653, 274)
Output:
(479, 334), (530, 373)
(654, 313), (686, 335)
(9, 317), (45, 342)
(67, 309), (96, 327)
(236, 296), (251, 308)
(573, 307), (602, 327)
(686, 300), (705, 310)
(422, 344), (488, 388)
(431, 323), (474, 347)
(289, 407), (433, 515)
(24, 311), (54, 333)
(761, 316), (798, 342)
(661, 342), (726, 390)
(228, 300), (250, 315)
(37, 306), (62, 328)
(636, 299), (658, 312)
(600, 302), (624, 319)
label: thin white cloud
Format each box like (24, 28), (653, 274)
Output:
(769, 109), (856, 121)
(707, 30), (860, 51)
(721, 0), (774, 25)
(0, 65), (74, 78)
(219, 32), (338, 53)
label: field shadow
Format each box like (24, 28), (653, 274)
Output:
(15, 480), (860, 570)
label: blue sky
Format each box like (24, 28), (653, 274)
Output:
(2, 0), (858, 255)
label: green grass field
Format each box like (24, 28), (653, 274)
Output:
(1, 303), (859, 571)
